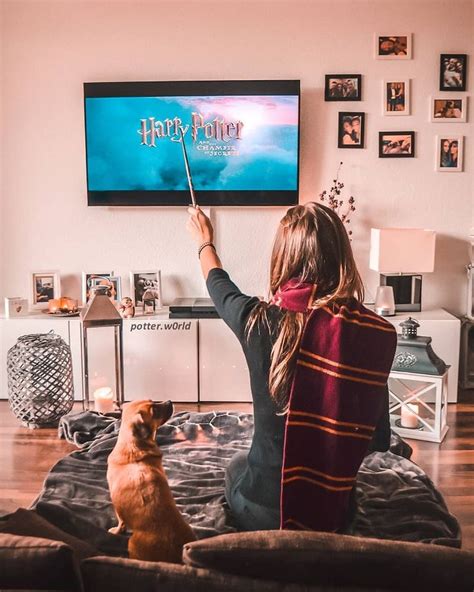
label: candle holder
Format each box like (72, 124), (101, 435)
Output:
(389, 320), (449, 442)
(395, 401), (423, 430)
(93, 386), (115, 414)
(393, 318), (447, 375)
(389, 370), (449, 442)
(80, 285), (124, 411)
(374, 286), (395, 317)
(47, 297), (79, 316)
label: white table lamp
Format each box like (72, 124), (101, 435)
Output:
(369, 228), (436, 312)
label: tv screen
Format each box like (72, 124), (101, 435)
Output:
(84, 80), (300, 206)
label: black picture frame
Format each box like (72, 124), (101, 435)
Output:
(379, 131), (415, 158)
(338, 112), (365, 149)
(439, 54), (467, 92)
(325, 75), (362, 101)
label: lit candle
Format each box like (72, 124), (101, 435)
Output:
(48, 299), (60, 313)
(59, 297), (78, 313)
(93, 387), (114, 414)
(401, 403), (419, 428)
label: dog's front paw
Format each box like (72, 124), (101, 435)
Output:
(109, 523), (126, 535)
(108, 525), (120, 535)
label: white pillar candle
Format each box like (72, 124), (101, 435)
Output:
(93, 387), (114, 414)
(401, 403), (419, 428)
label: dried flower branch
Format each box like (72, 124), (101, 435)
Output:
(319, 162), (356, 238)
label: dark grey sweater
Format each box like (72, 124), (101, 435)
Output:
(207, 268), (391, 510)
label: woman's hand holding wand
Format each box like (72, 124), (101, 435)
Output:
(186, 206), (222, 280)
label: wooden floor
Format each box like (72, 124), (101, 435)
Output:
(1, 398), (473, 550)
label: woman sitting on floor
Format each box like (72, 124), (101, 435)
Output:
(186, 202), (397, 532)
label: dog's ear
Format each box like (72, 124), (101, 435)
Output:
(131, 412), (152, 440)
(152, 400), (174, 423)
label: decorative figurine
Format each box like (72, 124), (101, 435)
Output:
(118, 297), (135, 319)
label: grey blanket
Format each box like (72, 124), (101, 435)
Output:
(32, 411), (461, 556)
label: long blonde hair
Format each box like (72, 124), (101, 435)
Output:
(247, 202), (364, 413)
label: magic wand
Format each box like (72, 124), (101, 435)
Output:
(179, 127), (197, 207)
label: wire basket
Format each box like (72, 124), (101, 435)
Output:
(7, 332), (74, 429)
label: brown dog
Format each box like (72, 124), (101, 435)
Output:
(107, 399), (196, 563)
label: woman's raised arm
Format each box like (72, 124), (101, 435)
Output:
(186, 206), (222, 280)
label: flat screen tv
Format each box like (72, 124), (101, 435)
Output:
(84, 80), (300, 206)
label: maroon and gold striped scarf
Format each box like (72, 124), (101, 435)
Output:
(273, 280), (397, 532)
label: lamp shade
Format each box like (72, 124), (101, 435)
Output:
(369, 228), (436, 273)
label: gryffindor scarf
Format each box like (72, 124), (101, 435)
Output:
(273, 280), (397, 532)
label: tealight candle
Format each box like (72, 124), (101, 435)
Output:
(59, 297), (78, 313)
(48, 299), (60, 313)
(401, 403), (419, 429)
(93, 387), (114, 414)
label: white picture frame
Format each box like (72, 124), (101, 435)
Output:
(435, 135), (464, 172)
(89, 275), (122, 304)
(130, 270), (162, 310)
(82, 271), (114, 305)
(30, 270), (60, 310)
(4, 297), (29, 318)
(430, 96), (467, 123)
(383, 79), (410, 115)
(375, 33), (412, 60)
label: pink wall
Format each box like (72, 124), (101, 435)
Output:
(1, 0), (472, 313)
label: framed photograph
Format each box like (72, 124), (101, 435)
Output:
(379, 132), (415, 158)
(4, 297), (29, 318)
(82, 271), (114, 305)
(325, 75), (362, 101)
(435, 136), (463, 172)
(440, 54), (467, 91)
(130, 271), (162, 310)
(338, 112), (365, 148)
(375, 34), (412, 59)
(90, 275), (122, 303)
(383, 80), (410, 115)
(431, 97), (467, 122)
(31, 271), (60, 310)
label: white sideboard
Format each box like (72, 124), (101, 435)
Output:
(199, 319), (252, 402)
(0, 308), (461, 403)
(0, 313), (249, 403)
(122, 319), (199, 402)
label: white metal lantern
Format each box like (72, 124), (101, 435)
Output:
(389, 369), (449, 443)
(80, 285), (124, 411)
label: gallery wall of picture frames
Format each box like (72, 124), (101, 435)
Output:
(324, 33), (468, 171)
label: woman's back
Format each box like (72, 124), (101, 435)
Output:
(187, 202), (395, 531)
(206, 268), (393, 519)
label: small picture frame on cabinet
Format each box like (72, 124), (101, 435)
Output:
(130, 270), (162, 311)
(89, 275), (122, 303)
(4, 297), (29, 318)
(82, 271), (114, 305)
(30, 271), (60, 310)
